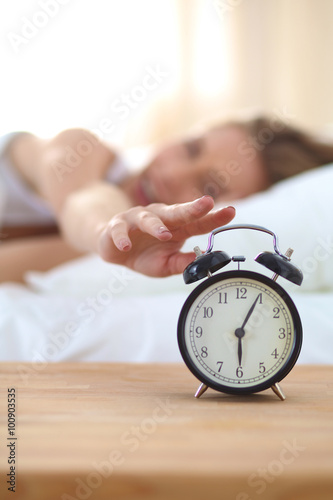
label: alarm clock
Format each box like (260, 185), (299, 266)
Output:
(177, 224), (303, 400)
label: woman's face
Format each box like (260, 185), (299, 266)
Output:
(126, 125), (269, 206)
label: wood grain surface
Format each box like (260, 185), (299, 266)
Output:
(0, 363), (333, 500)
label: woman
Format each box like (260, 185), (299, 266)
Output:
(1, 116), (332, 282)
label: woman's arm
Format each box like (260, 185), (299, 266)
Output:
(8, 129), (236, 278)
(0, 235), (84, 283)
(9, 129), (132, 252)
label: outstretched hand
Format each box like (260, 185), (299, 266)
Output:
(97, 196), (235, 277)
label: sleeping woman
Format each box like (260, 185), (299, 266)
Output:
(1, 116), (333, 282)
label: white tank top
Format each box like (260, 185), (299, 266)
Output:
(0, 132), (129, 227)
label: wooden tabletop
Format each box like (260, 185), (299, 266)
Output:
(0, 363), (333, 500)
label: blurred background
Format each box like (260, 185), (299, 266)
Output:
(1, 0), (333, 149)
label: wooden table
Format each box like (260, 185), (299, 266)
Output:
(0, 363), (333, 500)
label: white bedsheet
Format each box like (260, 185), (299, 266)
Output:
(0, 254), (332, 365)
(0, 163), (333, 365)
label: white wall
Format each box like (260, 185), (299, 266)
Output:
(1, 0), (332, 147)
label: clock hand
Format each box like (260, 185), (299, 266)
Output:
(234, 293), (261, 366)
(236, 334), (243, 366)
(241, 293), (261, 329)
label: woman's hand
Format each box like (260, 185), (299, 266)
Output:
(97, 196), (235, 277)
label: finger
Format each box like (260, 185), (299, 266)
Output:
(180, 195), (215, 222)
(164, 251), (199, 276)
(151, 195), (215, 227)
(106, 219), (132, 251)
(197, 205), (236, 233)
(107, 209), (173, 251)
(135, 211), (172, 241)
(176, 205), (236, 239)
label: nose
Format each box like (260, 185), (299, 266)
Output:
(161, 169), (201, 204)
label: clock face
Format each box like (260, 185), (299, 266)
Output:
(178, 270), (302, 395)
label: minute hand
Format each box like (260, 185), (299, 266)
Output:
(241, 293), (261, 329)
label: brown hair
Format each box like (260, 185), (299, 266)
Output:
(238, 116), (333, 185)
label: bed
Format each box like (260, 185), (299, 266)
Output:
(0, 157), (333, 365)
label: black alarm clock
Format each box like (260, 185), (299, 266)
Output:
(177, 224), (303, 400)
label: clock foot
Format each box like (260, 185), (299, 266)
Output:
(194, 383), (208, 398)
(271, 382), (286, 401)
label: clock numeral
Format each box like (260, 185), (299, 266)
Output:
(278, 327), (286, 339)
(258, 293), (263, 304)
(216, 361), (224, 372)
(218, 292), (227, 304)
(259, 362), (266, 373)
(203, 307), (213, 318)
(273, 307), (280, 319)
(236, 366), (243, 378)
(195, 326), (203, 338)
(236, 287), (247, 299)
(201, 346), (208, 358)
(271, 348), (279, 359)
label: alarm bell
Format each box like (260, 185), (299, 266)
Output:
(255, 251), (303, 285)
(183, 250), (231, 284)
(182, 223), (304, 286)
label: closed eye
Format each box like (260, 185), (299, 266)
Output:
(202, 173), (230, 200)
(183, 137), (203, 159)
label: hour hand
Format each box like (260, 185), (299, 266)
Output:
(235, 327), (245, 366)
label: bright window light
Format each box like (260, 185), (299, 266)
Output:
(191, 1), (230, 96)
(0, 0), (180, 139)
